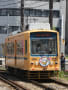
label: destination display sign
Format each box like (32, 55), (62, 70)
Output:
(30, 32), (56, 38)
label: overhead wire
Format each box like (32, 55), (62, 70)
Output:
(0, 0), (56, 9)
(0, 0), (20, 2)
(0, 0), (46, 3)
(0, 1), (49, 8)
(26, 3), (48, 9)
(26, 1), (56, 9)
(0, 0), (49, 8)
(0, 1), (21, 7)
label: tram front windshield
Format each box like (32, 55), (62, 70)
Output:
(31, 38), (57, 55)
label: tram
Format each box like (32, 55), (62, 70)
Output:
(5, 30), (60, 79)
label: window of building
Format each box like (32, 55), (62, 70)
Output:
(24, 9), (30, 16)
(29, 9), (35, 16)
(8, 9), (20, 16)
(0, 26), (20, 34)
(53, 10), (60, 18)
(25, 9), (42, 17)
(0, 8), (20, 16)
(35, 9), (42, 17)
(37, 0), (49, 1)
(42, 10), (49, 17)
(0, 9), (7, 16)
(0, 26), (7, 34)
(9, 26), (20, 32)
(25, 40), (27, 54)
(55, 0), (60, 2)
(0, 8), (60, 18)
(24, 8), (60, 18)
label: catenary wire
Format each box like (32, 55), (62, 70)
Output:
(0, 1), (49, 8)
(0, 1), (21, 7)
(0, 0), (57, 7)
(0, 0), (56, 9)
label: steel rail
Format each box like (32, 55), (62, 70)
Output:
(0, 72), (54, 90)
(0, 74), (29, 90)
(30, 80), (55, 90)
(1, 71), (68, 90)
(50, 77), (68, 88)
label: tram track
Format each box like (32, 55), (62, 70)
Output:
(50, 77), (68, 88)
(0, 71), (68, 90)
(29, 80), (54, 90)
(0, 72), (29, 90)
(0, 71), (55, 90)
(30, 79), (68, 90)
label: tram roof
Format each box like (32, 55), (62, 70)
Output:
(6, 29), (58, 40)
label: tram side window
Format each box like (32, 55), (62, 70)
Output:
(16, 40), (24, 55)
(25, 40), (27, 54)
(7, 43), (14, 55)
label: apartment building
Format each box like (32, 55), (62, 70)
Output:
(0, 0), (66, 56)
(0, 0), (21, 56)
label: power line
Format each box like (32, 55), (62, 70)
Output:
(0, 0), (46, 2)
(0, 1), (48, 8)
(0, 2), (48, 9)
(25, 0), (47, 6)
(26, 3), (48, 9)
(0, 0), (56, 10)
(0, 1), (21, 7)
(26, 0), (55, 9)
(0, 0), (20, 2)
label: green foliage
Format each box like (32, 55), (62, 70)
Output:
(64, 71), (68, 75)
(58, 71), (64, 78)
(53, 27), (56, 30)
(65, 55), (68, 59)
(54, 71), (64, 78)
(54, 71), (68, 80)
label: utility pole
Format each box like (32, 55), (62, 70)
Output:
(21, 0), (24, 32)
(49, 0), (53, 29)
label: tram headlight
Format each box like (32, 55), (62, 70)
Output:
(35, 62), (38, 65)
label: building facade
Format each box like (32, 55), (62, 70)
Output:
(65, 0), (68, 54)
(0, 0), (21, 57)
(0, 0), (66, 57)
